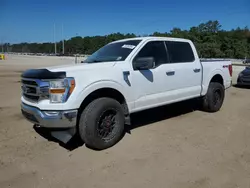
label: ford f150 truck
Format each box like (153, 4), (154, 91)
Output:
(21, 37), (232, 150)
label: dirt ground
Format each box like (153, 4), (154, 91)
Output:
(0, 55), (250, 188)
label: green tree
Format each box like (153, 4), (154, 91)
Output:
(8, 20), (250, 59)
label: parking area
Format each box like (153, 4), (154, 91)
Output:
(0, 55), (250, 188)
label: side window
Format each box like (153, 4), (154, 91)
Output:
(166, 41), (195, 63)
(134, 41), (169, 67)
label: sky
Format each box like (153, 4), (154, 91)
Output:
(1, 0), (250, 44)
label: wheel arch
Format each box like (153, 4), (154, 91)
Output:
(78, 87), (129, 115)
(202, 69), (225, 96)
(210, 74), (224, 85)
(75, 81), (130, 120)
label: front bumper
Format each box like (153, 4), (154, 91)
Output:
(21, 102), (78, 128)
(237, 76), (250, 86)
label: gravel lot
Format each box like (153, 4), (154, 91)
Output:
(0, 55), (250, 188)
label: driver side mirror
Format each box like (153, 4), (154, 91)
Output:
(133, 57), (155, 70)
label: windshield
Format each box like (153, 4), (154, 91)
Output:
(84, 40), (142, 63)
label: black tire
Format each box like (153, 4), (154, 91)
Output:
(201, 82), (225, 112)
(78, 97), (125, 150)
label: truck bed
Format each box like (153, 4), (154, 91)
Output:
(200, 59), (231, 62)
(200, 59), (232, 96)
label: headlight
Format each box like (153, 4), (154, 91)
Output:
(49, 78), (75, 103)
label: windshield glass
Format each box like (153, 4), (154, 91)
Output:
(84, 40), (142, 63)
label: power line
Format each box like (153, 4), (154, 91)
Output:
(54, 23), (57, 54)
(1, 38), (3, 53)
(62, 23), (65, 54)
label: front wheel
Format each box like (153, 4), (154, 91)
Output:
(78, 97), (125, 150)
(201, 82), (225, 112)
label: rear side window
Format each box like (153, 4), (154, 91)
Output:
(165, 41), (195, 63)
(135, 41), (169, 67)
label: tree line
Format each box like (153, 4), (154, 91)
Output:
(3, 20), (250, 58)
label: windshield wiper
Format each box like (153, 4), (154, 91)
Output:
(85, 60), (103, 63)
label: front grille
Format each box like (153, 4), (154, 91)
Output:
(22, 79), (38, 86)
(241, 75), (250, 82)
(242, 76), (250, 79)
(241, 79), (250, 84)
(23, 94), (39, 101)
(21, 79), (49, 102)
(21, 110), (39, 123)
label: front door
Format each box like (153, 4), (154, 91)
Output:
(130, 40), (172, 112)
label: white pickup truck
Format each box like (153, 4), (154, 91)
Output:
(21, 37), (232, 150)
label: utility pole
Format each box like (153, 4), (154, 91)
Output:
(1, 38), (3, 53)
(62, 23), (65, 54)
(54, 24), (57, 55)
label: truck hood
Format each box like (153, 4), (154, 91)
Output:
(21, 62), (118, 80)
(45, 62), (116, 72)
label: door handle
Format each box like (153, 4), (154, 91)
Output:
(193, 68), (201, 73)
(166, 71), (175, 76)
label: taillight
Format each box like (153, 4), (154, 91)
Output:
(228, 64), (232, 77)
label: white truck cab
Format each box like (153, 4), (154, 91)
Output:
(21, 37), (232, 150)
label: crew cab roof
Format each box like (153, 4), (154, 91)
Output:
(110, 36), (192, 44)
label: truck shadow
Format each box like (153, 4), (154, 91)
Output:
(233, 84), (250, 89)
(126, 98), (199, 133)
(33, 98), (199, 151)
(33, 126), (84, 151)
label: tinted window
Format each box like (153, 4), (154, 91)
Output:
(84, 40), (142, 63)
(166, 41), (195, 63)
(134, 41), (169, 67)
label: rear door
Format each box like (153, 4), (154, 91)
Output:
(164, 40), (202, 100)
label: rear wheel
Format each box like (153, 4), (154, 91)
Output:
(201, 82), (225, 112)
(78, 97), (125, 150)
